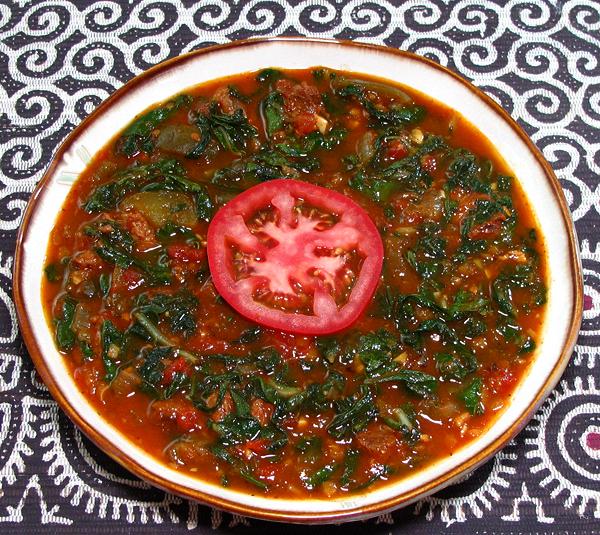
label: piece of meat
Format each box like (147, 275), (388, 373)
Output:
(355, 422), (399, 463)
(211, 391), (234, 422)
(276, 79), (325, 136)
(213, 86), (243, 114)
(151, 398), (205, 433)
(119, 210), (157, 250)
(250, 398), (275, 427)
(467, 213), (507, 240)
(71, 249), (104, 270)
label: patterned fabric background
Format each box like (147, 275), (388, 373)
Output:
(0, 0), (598, 533)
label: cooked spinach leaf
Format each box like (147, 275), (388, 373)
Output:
(135, 291), (199, 337)
(327, 386), (378, 439)
(447, 289), (489, 319)
(336, 84), (425, 128)
(262, 91), (285, 135)
(100, 320), (123, 382)
(356, 329), (398, 376)
(435, 352), (478, 381)
(382, 403), (421, 444)
(302, 462), (339, 490)
(492, 263), (546, 317)
(55, 296), (77, 351)
(459, 377), (484, 415)
(117, 94), (192, 157)
(189, 103), (257, 157)
(44, 263), (60, 282)
(367, 369), (437, 398)
(339, 448), (360, 488)
(83, 159), (192, 213)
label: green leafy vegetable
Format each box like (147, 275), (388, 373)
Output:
(156, 222), (197, 243)
(356, 329), (398, 376)
(336, 84), (425, 127)
(459, 377), (485, 415)
(117, 94), (192, 157)
(295, 436), (323, 464)
(98, 273), (111, 297)
(139, 346), (172, 397)
(85, 220), (171, 286)
(83, 159), (192, 213)
(135, 291), (199, 337)
(382, 403), (421, 444)
(55, 296), (77, 351)
(131, 310), (198, 363)
(79, 340), (94, 360)
(100, 320), (123, 382)
(262, 91), (285, 135)
(316, 336), (341, 364)
(302, 463), (339, 490)
(211, 444), (268, 490)
(233, 326), (262, 345)
(195, 187), (213, 221)
(212, 415), (261, 446)
(349, 134), (446, 202)
(212, 145), (319, 187)
(339, 448), (360, 488)
(327, 386), (378, 439)
(447, 289), (489, 319)
(256, 68), (282, 84)
(435, 352), (478, 381)
(189, 104), (257, 157)
(44, 263), (60, 282)
(367, 369), (437, 398)
(492, 263), (546, 317)
(277, 127), (347, 156)
(351, 464), (392, 491)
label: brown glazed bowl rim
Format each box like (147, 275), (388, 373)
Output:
(13, 37), (583, 524)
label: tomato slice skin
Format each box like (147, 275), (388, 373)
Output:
(207, 179), (384, 335)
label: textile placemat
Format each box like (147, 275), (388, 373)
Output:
(0, 1), (598, 533)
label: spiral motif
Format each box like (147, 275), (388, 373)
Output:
(526, 377), (600, 517)
(0, 0), (598, 530)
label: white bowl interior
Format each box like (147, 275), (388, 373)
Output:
(20, 40), (575, 518)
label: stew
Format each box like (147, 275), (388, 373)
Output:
(42, 67), (547, 498)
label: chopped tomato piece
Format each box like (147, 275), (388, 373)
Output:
(115, 267), (144, 291)
(387, 140), (408, 160)
(212, 391), (234, 422)
(175, 408), (203, 433)
(356, 423), (400, 463)
(167, 244), (206, 263)
(207, 179), (384, 335)
(293, 113), (318, 136)
(245, 438), (270, 455)
(120, 210), (157, 250)
(250, 398), (275, 426)
(269, 330), (317, 360)
(484, 365), (516, 396)
(421, 154), (437, 173)
(151, 398), (205, 433)
(254, 458), (283, 482)
(161, 356), (191, 385)
(276, 79), (324, 136)
(71, 250), (104, 271)
(467, 213), (507, 240)
(213, 86), (243, 114)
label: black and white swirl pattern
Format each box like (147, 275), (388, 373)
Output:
(0, 1), (598, 532)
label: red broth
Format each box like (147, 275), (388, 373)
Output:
(42, 68), (546, 498)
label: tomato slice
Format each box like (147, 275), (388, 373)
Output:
(207, 179), (384, 335)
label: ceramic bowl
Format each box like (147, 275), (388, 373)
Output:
(13, 38), (583, 523)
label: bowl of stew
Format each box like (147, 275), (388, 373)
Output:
(14, 38), (583, 523)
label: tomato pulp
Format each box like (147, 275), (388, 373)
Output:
(207, 179), (384, 334)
